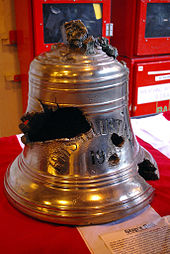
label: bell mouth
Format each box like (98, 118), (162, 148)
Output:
(4, 145), (155, 225)
(4, 168), (154, 226)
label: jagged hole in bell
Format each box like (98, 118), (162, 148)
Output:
(19, 106), (91, 142)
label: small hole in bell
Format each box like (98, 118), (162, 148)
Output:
(111, 133), (124, 147)
(138, 159), (158, 181)
(108, 153), (120, 166)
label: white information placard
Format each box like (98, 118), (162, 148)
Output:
(137, 83), (170, 104)
(100, 216), (170, 254)
(77, 206), (161, 254)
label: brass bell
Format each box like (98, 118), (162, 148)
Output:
(4, 21), (159, 225)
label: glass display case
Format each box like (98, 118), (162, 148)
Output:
(145, 3), (170, 38)
(43, 3), (103, 44)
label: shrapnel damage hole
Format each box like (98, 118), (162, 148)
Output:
(138, 159), (158, 180)
(19, 106), (91, 143)
(111, 133), (125, 147)
(108, 153), (120, 166)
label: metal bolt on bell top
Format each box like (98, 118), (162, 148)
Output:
(4, 20), (159, 225)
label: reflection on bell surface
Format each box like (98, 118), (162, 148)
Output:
(4, 21), (159, 225)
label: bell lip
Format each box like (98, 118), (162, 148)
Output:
(4, 167), (155, 225)
(4, 190), (155, 226)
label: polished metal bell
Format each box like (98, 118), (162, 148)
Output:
(4, 38), (159, 225)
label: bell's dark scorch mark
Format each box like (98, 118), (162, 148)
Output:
(64, 20), (118, 57)
(19, 104), (91, 143)
(138, 159), (158, 180)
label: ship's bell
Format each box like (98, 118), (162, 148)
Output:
(4, 21), (159, 225)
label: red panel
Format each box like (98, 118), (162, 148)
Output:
(132, 58), (170, 116)
(156, 100), (170, 113)
(135, 60), (170, 86)
(9, 30), (17, 45)
(136, 0), (170, 56)
(111, 0), (137, 58)
(111, 0), (170, 57)
(14, 0), (34, 112)
(32, 0), (111, 56)
(119, 56), (170, 116)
